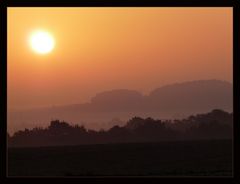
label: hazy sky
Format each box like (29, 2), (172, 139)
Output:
(8, 8), (233, 109)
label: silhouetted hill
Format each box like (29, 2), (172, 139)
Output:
(8, 109), (233, 147)
(148, 80), (232, 111)
(8, 80), (232, 134)
(90, 89), (144, 111)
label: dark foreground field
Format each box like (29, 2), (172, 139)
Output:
(8, 140), (232, 177)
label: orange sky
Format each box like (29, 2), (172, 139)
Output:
(7, 8), (233, 109)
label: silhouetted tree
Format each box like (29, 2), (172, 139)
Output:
(8, 109), (233, 147)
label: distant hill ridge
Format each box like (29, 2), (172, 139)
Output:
(88, 79), (232, 111)
(8, 79), (233, 134)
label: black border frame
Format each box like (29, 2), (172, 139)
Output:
(0, 0), (239, 183)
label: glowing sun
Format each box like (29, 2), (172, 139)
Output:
(29, 30), (55, 54)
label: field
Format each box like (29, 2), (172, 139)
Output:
(8, 140), (232, 177)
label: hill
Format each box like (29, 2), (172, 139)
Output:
(8, 79), (233, 134)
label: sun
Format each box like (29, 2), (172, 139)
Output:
(29, 30), (55, 54)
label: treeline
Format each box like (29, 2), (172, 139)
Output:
(8, 109), (233, 147)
